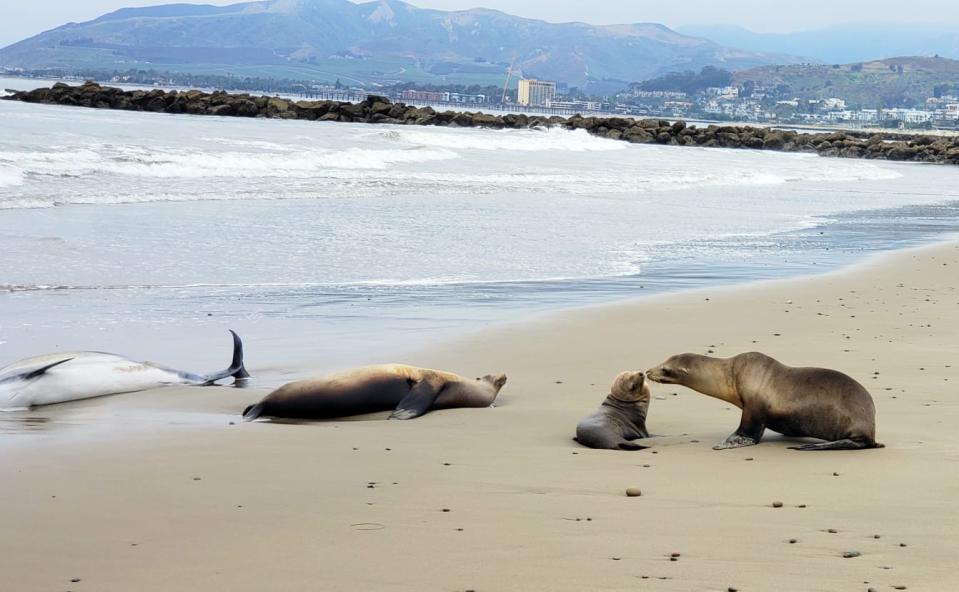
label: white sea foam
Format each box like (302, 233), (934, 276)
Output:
(0, 165), (24, 188)
(394, 126), (627, 152)
(0, 144), (459, 183)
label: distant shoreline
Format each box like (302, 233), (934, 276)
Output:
(5, 80), (958, 166)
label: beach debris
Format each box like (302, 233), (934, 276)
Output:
(351, 522), (386, 531)
(625, 488), (642, 497)
(842, 551), (861, 558)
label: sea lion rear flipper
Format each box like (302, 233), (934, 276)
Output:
(788, 438), (880, 451)
(389, 379), (442, 420)
(618, 441), (651, 451)
(242, 402), (265, 422)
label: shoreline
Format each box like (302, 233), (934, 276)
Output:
(5, 81), (959, 165)
(1, 193), (958, 387)
(1, 236), (957, 590)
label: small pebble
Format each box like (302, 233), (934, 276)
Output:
(833, 472), (840, 476)
(744, 457), (754, 461)
(788, 539), (797, 544)
(843, 551), (861, 558)
(70, 579), (81, 583)
(625, 488), (642, 497)
(192, 477), (201, 481)
(828, 529), (838, 533)
(772, 501), (783, 508)
(670, 552), (681, 558)
(442, 508), (451, 513)
(899, 543), (907, 547)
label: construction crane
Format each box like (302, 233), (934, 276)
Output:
(501, 52), (517, 104)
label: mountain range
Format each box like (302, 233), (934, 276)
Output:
(0, 0), (804, 89)
(678, 24), (959, 65)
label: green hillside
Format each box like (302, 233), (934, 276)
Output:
(734, 56), (959, 109)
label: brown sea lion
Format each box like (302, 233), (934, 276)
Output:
(575, 371), (651, 450)
(243, 364), (507, 421)
(646, 352), (883, 451)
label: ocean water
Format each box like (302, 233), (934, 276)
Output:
(1, 88), (959, 386)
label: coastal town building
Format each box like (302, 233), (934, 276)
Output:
(517, 79), (557, 107)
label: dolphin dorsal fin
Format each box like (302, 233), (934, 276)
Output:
(22, 358), (74, 380)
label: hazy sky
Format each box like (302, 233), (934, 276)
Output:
(2, 0), (956, 47)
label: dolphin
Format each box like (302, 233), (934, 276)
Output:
(0, 330), (250, 410)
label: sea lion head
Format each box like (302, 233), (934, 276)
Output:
(645, 354), (695, 385)
(609, 370), (649, 403)
(478, 373), (509, 392)
(437, 372), (507, 408)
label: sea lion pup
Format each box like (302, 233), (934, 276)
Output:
(646, 352), (883, 451)
(243, 364), (507, 421)
(575, 371), (651, 450)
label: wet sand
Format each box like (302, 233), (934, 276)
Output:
(2, 241), (958, 591)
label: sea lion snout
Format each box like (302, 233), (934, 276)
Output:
(646, 354), (694, 384)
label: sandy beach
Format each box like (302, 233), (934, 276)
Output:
(2, 240), (958, 592)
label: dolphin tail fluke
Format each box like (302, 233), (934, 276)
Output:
(200, 330), (251, 385)
(229, 330), (251, 382)
(242, 402), (265, 422)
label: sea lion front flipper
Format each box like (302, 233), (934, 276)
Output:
(389, 379), (442, 420)
(713, 411), (765, 450)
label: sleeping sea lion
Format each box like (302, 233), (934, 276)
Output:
(575, 371), (651, 450)
(243, 364), (507, 421)
(646, 352), (882, 451)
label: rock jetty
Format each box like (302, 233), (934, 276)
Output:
(5, 81), (959, 165)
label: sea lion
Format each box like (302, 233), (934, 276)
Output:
(646, 352), (883, 451)
(575, 371), (651, 450)
(0, 330), (250, 410)
(242, 364), (507, 421)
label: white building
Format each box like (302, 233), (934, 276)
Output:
(517, 79), (557, 107)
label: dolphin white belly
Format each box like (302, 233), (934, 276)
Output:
(0, 331), (249, 410)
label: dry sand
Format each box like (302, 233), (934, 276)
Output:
(2, 241), (958, 591)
